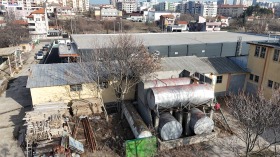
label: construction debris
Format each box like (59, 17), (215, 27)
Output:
(24, 102), (69, 142)
(72, 98), (103, 116)
(81, 117), (97, 152)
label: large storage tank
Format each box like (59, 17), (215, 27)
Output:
(137, 77), (191, 126)
(147, 84), (214, 110)
(189, 108), (214, 135)
(159, 112), (183, 141)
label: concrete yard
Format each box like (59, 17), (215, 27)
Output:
(0, 42), (47, 157)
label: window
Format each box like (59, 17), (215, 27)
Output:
(99, 81), (108, 89)
(249, 74), (254, 80)
(274, 82), (280, 90)
(273, 49), (280, 61)
(268, 80), (273, 88)
(254, 46), (260, 57)
(216, 75), (223, 83)
(70, 84), (82, 91)
(254, 75), (259, 83)
(35, 18), (40, 21)
(260, 47), (266, 58)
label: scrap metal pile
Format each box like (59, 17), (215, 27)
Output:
(24, 102), (68, 142)
(22, 101), (99, 156)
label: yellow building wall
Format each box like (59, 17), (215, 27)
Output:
(30, 83), (99, 106)
(102, 85), (135, 103)
(246, 45), (280, 98)
(205, 74), (229, 93)
(30, 83), (136, 106)
(261, 47), (280, 98)
(246, 45), (266, 87)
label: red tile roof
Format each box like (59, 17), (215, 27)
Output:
(161, 15), (175, 18)
(13, 20), (28, 25)
(31, 8), (45, 14)
(177, 20), (188, 24)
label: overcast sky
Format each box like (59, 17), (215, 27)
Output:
(90, 0), (278, 5)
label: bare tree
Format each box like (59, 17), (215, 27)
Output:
(86, 35), (161, 111)
(0, 12), (29, 48)
(179, 13), (194, 22)
(225, 90), (280, 156)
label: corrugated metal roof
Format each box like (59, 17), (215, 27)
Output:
(160, 56), (214, 74)
(58, 43), (78, 57)
(199, 57), (248, 74)
(71, 32), (269, 49)
(26, 63), (107, 88)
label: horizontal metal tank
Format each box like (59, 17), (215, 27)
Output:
(143, 77), (191, 89)
(159, 112), (183, 141)
(122, 103), (152, 139)
(147, 84), (214, 110)
(189, 108), (214, 135)
(137, 77), (191, 126)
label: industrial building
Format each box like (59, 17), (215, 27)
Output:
(70, 32), (269, 59)
(245, 41), (280, 98)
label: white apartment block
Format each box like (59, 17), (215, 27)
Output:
(27, 8), (49, 39)
(201, 1), (217, 17)
(118, 0), (137, 13)
(217, 4), (247, 17)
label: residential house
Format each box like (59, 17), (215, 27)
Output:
(206, 22), (221, 31)
(245, 41), (280, 98)
(145, 11), (180, 23)
(217, 4), (247, 17)
(27, 8), (49, 39)
(159, 14), (175, 30)
(127, 13), (143, 22)
(219, 16), (229, 27)
(175, 20), (188, 31)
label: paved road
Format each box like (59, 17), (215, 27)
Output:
(0, 42), (47, 157)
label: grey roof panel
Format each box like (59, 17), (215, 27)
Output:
(199, 57), (248, 74)
(71, 32), (269, 49)
(160, 56), (214, 74)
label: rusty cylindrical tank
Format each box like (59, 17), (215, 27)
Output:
(189, 108), (214, 135)
(147, 84), (214, 110)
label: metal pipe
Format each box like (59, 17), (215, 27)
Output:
(147, 84), (214, 110)
(122, 103), (152, 139)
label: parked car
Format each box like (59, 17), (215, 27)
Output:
(36, 51), (44, 60)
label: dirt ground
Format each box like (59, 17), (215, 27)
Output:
(0, 42), (47, 157)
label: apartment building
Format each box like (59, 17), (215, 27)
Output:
(27, 8), (48, 39)
(217, 4), (247, 17)
(117, 0), (137, 13)
(245, 41), (280, 98)
(201, 1), (217, 17)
